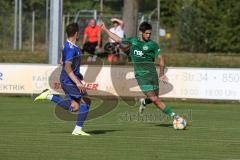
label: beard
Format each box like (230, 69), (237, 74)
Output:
(141, 34), (150, 42)
(143, 37), (150, 42)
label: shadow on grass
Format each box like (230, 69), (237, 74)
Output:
(50, 129), (121, 135)
(87, 129), (121, 135)
(155, 123), (172, 127)
(50, 130), (73, 134)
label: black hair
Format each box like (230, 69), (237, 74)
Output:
(112, 21), (119, 25)
(139, 21), (152, 32)
(66, 23), (79, 37)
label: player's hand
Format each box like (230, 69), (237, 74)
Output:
(160, 75), (168, 83)
(76, 82), (86, 93)
(99, 22), (106, 30)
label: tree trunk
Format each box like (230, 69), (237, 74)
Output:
(123, 0), (139, 37)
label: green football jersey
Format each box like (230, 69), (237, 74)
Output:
(122, 37), (160, 77)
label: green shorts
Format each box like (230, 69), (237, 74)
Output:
(135, 74), (159, 94)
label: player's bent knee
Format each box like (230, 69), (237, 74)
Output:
(149, 96), (159, 103)
(71, 101), (80, 112)
(72, 105), (79, 112)
(81, 97), (91, 106)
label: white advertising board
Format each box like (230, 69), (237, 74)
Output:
(162, 67), (240, 100)
(0, 64), (240, 100)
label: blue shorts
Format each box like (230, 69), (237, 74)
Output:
(61, 82), (84, 101)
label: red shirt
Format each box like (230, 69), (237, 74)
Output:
(84, 25), (101, 43)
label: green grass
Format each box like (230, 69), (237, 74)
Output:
(0, 96), (240, 160)
(1, 50), (240, 67)
(163, 52), (240, 68)
(0, 50), (48, 63)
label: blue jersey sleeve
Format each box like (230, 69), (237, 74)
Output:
(64, 48), (75, 62)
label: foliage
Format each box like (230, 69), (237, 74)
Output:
(177, 0), (240, 53)
(0, 0), (239, 53)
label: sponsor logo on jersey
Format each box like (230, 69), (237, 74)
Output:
(143, 45), (148, 50)
(134, 50), (144, 57)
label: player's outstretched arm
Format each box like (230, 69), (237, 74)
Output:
(100, 22), (122, 43)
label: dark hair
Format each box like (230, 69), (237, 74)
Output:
(66, 23), (79, 37)
(139, 21), (152, 32)
(112, 21), (119, 25)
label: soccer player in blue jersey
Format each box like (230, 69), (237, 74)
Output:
(34, 23), (90, 136)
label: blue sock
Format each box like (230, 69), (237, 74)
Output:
(51, 95), (74, 111)
(76, 103), (89, 127)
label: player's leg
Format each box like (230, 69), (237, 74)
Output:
(72, 97), (91, 136)
(139, 97), (152, 109)
(139, 87), (160, 113)
(139, 98), (151, 114)
(146, 90), (176, 117)
(84, 42), (93, 62)
(61, 83), (91, 136)
(60, 82), (91, 135)
(34, 85), (91, 135)
(34, 89), (74, 111)
(137, 76), (156, 113)
(91, 42), (98, 62)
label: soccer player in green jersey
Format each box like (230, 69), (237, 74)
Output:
(101, 21), (179, 119)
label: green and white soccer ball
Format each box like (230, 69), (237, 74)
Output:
(173, 117), (187, 130)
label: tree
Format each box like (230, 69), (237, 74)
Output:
(123, 0), (139, 37)
(177, 0), (240, 53)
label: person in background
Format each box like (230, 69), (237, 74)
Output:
(109, 18), (124, 43)
(82, 18), (102, 62)
(106, 18), (125, 63)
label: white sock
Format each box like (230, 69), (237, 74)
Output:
(74, 125), (82, 131)
(171, 112), (176, 117)
(46, 94), (53, 100)
(143, 99), (146, 105)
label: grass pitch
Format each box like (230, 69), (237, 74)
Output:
(0, 96), (240, 160)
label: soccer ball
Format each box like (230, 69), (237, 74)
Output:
(173, 117), (187, 130)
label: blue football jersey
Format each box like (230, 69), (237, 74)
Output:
(60, 40), (82, 84)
